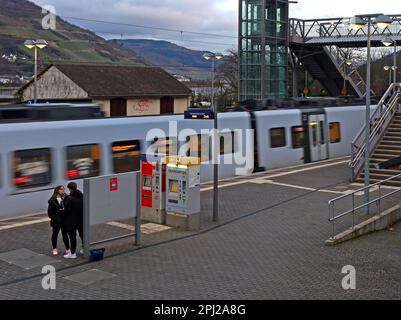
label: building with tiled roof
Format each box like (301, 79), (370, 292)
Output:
(19, 64), (192, 116)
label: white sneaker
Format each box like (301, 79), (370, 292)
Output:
(52, 249), (58, 256)
(64, 249), (71, 255)
(63, 253), (77, 259)
(79, 248), (84, 255)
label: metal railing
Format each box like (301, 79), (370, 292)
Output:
(349, 83), (401, 180)
(328, 173), (401, 239)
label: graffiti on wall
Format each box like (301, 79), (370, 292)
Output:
(134, 99), (151, 113)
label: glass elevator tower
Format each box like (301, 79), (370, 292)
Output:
(239, 0), (289, 101)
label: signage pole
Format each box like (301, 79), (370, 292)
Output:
(212, 59), (219, 222)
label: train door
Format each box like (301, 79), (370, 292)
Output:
(302, 110), (329, 163)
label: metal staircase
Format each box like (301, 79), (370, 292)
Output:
(290, 44), (368, 98)
(289, 15), (401, 98)
(325, 46), (367, 97)
(349, 83), (401, 184)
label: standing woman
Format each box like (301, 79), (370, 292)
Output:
(47, 186), (70, 256)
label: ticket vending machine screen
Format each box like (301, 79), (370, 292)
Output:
(143, 176), (152, 190)
(169, 180), (179, 193)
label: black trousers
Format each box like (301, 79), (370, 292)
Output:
(51, 226), (70, 250)
(67, 230), (77, 254)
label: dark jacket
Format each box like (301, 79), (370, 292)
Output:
(47, 196), (65, 228)
(63, 190), (83, 231)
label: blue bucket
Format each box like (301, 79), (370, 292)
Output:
(89, 248), (105, 262)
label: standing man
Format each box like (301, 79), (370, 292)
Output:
(63, 182), (84, 259)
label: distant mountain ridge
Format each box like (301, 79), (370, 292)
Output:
(0, 0), (219, 81)
(116, 39), (223, 79)
(0, 0), (144, 77)
(117, 39), (217, 68)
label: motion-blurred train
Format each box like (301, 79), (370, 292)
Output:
(0, 102), (372, 219)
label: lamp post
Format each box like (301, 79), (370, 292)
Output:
(384, 65), (394, 87)
(350, 14), (393, 213)
(24, 40), (48, 103)
(203, 52), (223, 222)
(382, 37), (397, 84)
(342, 60), (353, 95)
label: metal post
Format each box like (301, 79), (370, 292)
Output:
(212, 58), (219, 222)
(305, 70), (308, 96)
(364, 17), (372, 214)
(343, 62), (347, 94)
(135, 172), (142, 245)
(293, 63), (298, 98)
(394, 41), (397, 84)
(378, 183), (382, 214)
(352, 193), (355, 229)
(34, 46), (38, 103)
(83, 179), (90, 259)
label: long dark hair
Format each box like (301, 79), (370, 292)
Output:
(52, 185), (64, 198)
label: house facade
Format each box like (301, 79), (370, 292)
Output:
(20, 64), (192, 116)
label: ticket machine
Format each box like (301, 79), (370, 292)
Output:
(165, 157), (201, 230)
(140, 154), (166, 224)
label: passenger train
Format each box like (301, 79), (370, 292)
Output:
(0, 105), (372, 219)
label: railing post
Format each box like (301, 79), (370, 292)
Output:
(352, 193), (355, 230)
(378, 183), (382, 215)
(351, 144), (355, 181)
(331, 202), (335, 239)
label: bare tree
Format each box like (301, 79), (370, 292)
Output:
(215, 48), (239, 106)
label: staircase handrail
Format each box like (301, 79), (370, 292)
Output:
(349, 83), (401, 180)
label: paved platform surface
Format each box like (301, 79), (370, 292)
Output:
(1, 157), (401, 299)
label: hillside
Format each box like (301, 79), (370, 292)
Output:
(0, 0), (145, 78)
(117, 39), (223, 80)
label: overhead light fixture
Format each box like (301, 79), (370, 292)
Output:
(350, 16), (366, 30)
(381, 37), (394, 47)
(373, 14), (393, 29)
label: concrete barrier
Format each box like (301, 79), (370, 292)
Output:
(325, 204), (401, 246)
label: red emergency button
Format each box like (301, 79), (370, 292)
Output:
(110, 178), (118, 192)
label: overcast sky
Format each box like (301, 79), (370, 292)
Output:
(31, 0), (401, 52)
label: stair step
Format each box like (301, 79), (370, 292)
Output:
(382, 137), (401, 141)
(372, 152), (401, 157)
(369, 168), (401, 175)
(376, 146), (401, 152)
(377, 144), (401, 150)
(355, 178), (401, 187)
(360, 173), (401, 180)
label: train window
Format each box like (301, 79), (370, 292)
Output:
(270, 127), (286, 148)
(186, 134), (210, 162)
(329, 122), (341, 144)
(65, 144), (100, 179)
(112, 140), (141, 173)
(291, 126), (305, 149)
(320, 121), (325, 145)
(220, 131), (236, 155)
(311, 123), (318, 147)
(12, 148), (52, 189)
(148, 137), (177, 156)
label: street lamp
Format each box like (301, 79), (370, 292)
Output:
(381, 37), (397, 84)
(203, 51), (223, 222)
(383, 65), (395, 87)
(350, 14), (393, 212)
(24, 39), (48, 103)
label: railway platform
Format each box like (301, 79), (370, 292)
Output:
(1, 157), (401, 299)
